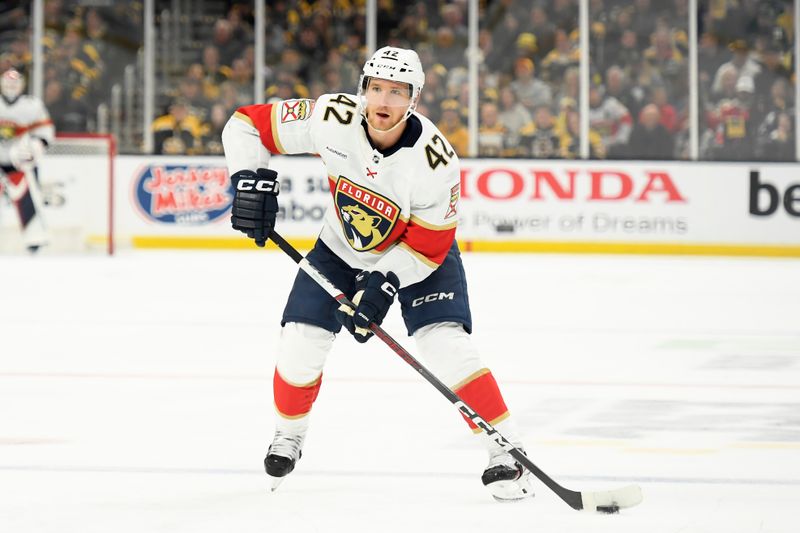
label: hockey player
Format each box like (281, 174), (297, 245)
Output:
(0, 68), (54, 252)
(222, 46), (533, 501)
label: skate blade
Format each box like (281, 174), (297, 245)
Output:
(268, 474), (286, 492)
(489, 478), (535, 502)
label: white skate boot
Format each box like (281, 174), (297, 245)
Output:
(264, 429), (306, 491)
(481, 446), (534, 502)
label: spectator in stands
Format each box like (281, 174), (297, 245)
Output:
(605, 65), (641, 120)
(437, 99), (469, 157)
(753, 42), (792, 121)
(201, 45), (227, 99)
(554, 67), (579, 112)
(541, 28), (579, 84)
(627, 103), (674, 159)
(756, 110), (794, 161)
(529, 5), (556, 63)
(498, 86), (533, 155)
(642, 26), (685, 82)
(588, 84), (632, 158)
(227, 58), (255, 107)
(296, 25), (326, 76)
(433, 27), (465, 71)
(711, 40), (761, 95)
(703, 75), (754, 160)
(510, 58), (552, 113)
(201, 103), (229, 155)
(613, 29), (642, 75)
(520, 104), (561, 159)
(559, 107), (606, 159)
(487, 11), (523, 75)
(152, 99), (203, 155)
(177, 75), (211, 121)
(213, 19), (244, 66)
(650, 85), (678, 133)
(697, 32), (726, 89)
(43, 78), (81, 132)
(478, 101), (508, 157)
(440, 3), (468, 47)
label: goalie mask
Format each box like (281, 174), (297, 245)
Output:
(1, 68), (25, 101)
(357, 46), (425, 132)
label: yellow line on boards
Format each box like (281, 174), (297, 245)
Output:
(457, 240), (800, 258)
(128, 236), (800, 258)
(130, 236), (318, 250)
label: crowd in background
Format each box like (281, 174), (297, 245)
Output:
(1, 0), (796, 161)
(0, 0), (143, 133)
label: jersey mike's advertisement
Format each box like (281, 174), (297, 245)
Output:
(108, 156), (800, 256)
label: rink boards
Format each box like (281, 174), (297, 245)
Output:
(3, 155), (798, 256)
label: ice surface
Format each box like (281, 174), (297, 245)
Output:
(1, 249), (799, 532)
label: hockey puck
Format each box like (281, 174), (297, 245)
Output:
(596, 505), (620, 514)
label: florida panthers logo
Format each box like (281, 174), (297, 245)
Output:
(334, 176), (400, 252)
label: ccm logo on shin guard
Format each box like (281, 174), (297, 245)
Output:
(411, 292), (454, 307)
(236, 179), (280, 193)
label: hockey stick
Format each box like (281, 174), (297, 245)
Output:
(267, 231), (643, 513)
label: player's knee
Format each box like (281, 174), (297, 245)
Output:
(413, 321), (483, 386)
(276, 322), (335, 383)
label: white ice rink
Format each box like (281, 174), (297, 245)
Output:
(1, 248), (799, 532)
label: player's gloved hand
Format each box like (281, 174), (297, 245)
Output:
(230, 168), (280, 247)
(9, 137), (45, 170)
(335, 270), (399, 343)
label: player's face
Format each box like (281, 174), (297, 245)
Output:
(364, 78), (411, 130)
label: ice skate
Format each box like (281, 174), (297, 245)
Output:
(264, 429), (305, 491)
(481, 447), (534, 502)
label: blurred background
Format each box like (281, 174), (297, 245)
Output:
(0, 0), (796, 162)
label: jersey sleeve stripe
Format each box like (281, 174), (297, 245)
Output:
(235, 105), (286, 154)
(397, 218), (456, 266)
(408, 214), (457, 231)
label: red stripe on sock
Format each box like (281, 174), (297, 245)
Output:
(454, 371), (509, 430)
(273, 368), (322, 418)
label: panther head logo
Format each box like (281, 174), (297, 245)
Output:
(334, 177), (400, 252)
(340, 204), (384, 250)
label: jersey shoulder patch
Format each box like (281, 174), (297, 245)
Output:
(278, 99), (315, 123)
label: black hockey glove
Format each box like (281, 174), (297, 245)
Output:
(335, 270), (400, 343)
(230, 168), (280, 247)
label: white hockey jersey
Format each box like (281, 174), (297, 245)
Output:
(221, 93), (461, 288)
(0, 95), (55, 166)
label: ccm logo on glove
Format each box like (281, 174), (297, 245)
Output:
(236, 178), (280, 194)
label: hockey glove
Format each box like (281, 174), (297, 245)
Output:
(335, 270), (400, 343)
(230, 168), (280, 247)
(9, 137), (45, 170)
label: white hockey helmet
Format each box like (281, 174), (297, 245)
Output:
(358, 46), (425, 125)
(1, 68), (25, 100)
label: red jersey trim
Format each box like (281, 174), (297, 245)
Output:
(397, 216), (456, 267)
(235, 105), (285, 154)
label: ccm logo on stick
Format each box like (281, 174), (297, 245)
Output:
(236, 179), (280, 194)
(412, 292), (454, 307)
